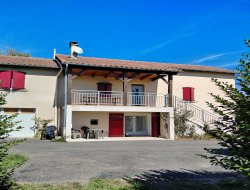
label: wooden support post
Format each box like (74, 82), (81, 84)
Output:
(168, 74), (173, 107)
(67, 68), (72, 104)
(123, 72), (128, 106)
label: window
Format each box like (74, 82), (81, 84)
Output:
(90, 119), (98, 125)
(182, 87), (195, 101)
(0, 70), (26, 90)
(97, 83), (112, 94)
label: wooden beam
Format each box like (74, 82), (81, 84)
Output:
(168, 74), (173, 107)
(67, 68), (73, 105)
(151, 74), (167, 81)
(104, 71), (112, 78)
(160, 76), (168, 84)
(129, 72), (139, 79)
(77, 69), (87, 76)
(123, 72), (128, 106)
(140, 73), (154, 80)
(112, 71), (123, 81)
(91, 71), (97, 78)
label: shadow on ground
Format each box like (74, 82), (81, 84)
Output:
(125, 169), (243, 190)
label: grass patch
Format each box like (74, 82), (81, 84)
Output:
(16, 178), (249, 190)
(17, 178), (139, 190)
(52, 137), (66, 142)
(3, 154), (27, 171)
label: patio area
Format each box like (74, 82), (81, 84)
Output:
(67, 136), (167, 142)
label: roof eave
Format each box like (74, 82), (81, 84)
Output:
(60, 62), (180, 74)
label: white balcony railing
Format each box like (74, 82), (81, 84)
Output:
(71, 90), (168, 107)
(72, 90), (123, 106)
(127, 92), (168, 107)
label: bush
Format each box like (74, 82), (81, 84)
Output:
(0, 93), (24, 189)
(201, 40), (250, 178)
(33, 117), (53, 138)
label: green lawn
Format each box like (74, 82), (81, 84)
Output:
(16, 178), (249, 190)
(3, 154), (27, 172)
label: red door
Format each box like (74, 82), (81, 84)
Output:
(152, 113), (160, 137)
(109, 113), (124, 137)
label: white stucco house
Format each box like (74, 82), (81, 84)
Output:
(0, 42), (235, 140)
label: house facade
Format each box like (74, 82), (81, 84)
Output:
(0, 42), (235, 140)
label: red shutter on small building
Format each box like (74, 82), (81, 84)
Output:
(0, 71), (11, 89)
(182, 87), (195, 101)
(12, 71), (26, 90)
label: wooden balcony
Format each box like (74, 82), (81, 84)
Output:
(71, 90), (169, 107)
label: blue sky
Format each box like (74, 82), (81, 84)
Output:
(0, 0), (249, 70)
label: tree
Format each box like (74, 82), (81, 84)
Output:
(0, 93), (22, 189)
(0, 48), (31, 57)
(202, 40), (250, 178)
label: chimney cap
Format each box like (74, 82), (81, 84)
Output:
(69, 41), (78, 47)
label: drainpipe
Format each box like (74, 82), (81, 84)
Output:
(64, 63), (68, 139)
(54, 56), (63, 134)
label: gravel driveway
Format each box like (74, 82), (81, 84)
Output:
(11, 139), (237, 184)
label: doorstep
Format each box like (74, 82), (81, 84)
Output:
(66, 136), (167, 142)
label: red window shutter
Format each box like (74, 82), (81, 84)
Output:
(190, 87), (195, 101)
(12, 71), (26, 90)
(0, 71), (11, 89)
(183, 87), (195, 101)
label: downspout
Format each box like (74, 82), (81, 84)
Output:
(64, 63), (68, 139)
(54, 57), (63, 134)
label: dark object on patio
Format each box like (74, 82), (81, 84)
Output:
(41, 125), (56, 140)
(71, 128), (81, 139)
(81, 126), (95, 139)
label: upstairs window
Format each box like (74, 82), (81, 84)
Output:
(182, 87), (195, 102)
(0, 70), (26, 90)
(97, 83), (112, 94)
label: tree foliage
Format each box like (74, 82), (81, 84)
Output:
(0, 93), (23, 189)
(202, 40), (250, 177)
(0, 48), (30, 57)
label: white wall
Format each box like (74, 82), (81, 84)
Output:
(0, 67), (59, 125)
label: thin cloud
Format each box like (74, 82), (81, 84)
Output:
(193, 53), (225, 64)
(191, 49), (244, 64)
(140, 39), (176, 54)
(134, 2), (239, 58)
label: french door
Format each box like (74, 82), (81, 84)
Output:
(125, 115), (148, 136)
(132, 84), (144, 105)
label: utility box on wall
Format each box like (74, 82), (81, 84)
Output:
(182, 87), (195, 102)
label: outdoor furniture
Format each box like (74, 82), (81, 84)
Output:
(71, 129), (81, 139)
(81, 126), (95, 139)
(93, 129), (104, 139)
(40, 125), (56, 140)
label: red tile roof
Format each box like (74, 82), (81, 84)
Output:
(0, 55), (59, 69)
(0, 54), (235, 74)
(56, 54), (235, 74)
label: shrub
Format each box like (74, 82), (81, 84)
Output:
(0, 93), (23, 189)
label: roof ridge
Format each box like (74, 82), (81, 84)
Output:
(0, 54), (53, 60)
